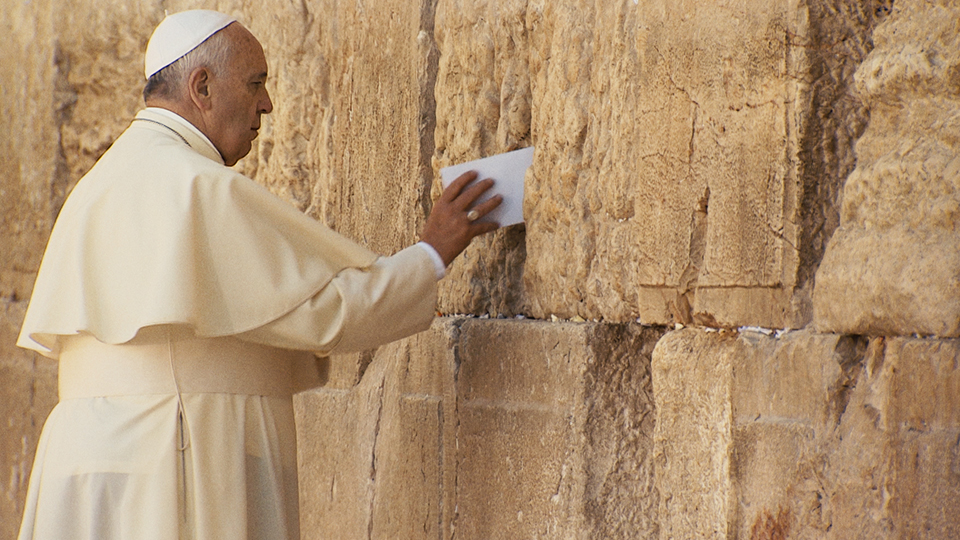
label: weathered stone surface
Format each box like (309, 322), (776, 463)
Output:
(434, 0), (880, 328)
(296, 329), (458, 540)
(729, 330), (866, 539)
(857, 337), (960, 537)
(1, 1), (66, 535)
(0, 0), (195, 299)
(653, 329), (738, 538)
(814, 0), (960, 337)
(4, 0), (440, 262)
(226, 0), (439, 256)
(654, 327), (960, 539)
(0, 302), (58, 540)
(296, 317), (664, 539)
(456, 320), (663, 539)
(431, 0), (532, 317)
(52, 1), (160, 189)
(1, 0), (59, 303)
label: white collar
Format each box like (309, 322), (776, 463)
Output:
(142, 107), (223, 163)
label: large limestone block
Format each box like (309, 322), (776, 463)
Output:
(817, 335), (960, 539)
(0, 302), (58, 539)
(430, 0), (532, 317)
(434, 0), (880, 327)
(49, 0), (159, 187)
(814, 1), (960, 337)
(296, 325), (459, 540)
(1, 0), (60, 301)
(224, 0), (440, 256)
(296, 318), (664, 539)
(729, 331), (867, 539)
(653, 327), (960, 539)
(653, 329), (738, 538)
(856, 337), (960, 537)
(654, 328), (854, 537)
(454, 320), (663, 539)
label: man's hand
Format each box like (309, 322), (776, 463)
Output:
(421, 171), (503, 267)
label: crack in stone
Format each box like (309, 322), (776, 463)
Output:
(366, 380), (385, 540)
(671, 186), (709, 325)
(449, 318), (465, 539)
(828, 335), (870, 427)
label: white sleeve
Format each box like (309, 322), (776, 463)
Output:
(415, 241), (447, 279)
(237, 244), (439, 355)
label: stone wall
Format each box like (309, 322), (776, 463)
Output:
(3, 0), (959, 539)
(815, 0), (960, 338)
(2, 0), (64, 536)
(655, 328), (960, 538)
(433, 0), (877, 329)
(298, 320), (664, 539)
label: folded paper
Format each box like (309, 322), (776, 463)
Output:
(440, 147), (534, 227)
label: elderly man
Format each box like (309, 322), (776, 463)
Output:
(16, 10), (500, 540)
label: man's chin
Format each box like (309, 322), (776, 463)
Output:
(227, 143), (254, 166)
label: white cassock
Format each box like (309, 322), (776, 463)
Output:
(16, 108), (440, 540)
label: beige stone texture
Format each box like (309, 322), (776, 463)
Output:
(814, 0), (960, 337)
(652, 329), (738, 538)
(2, 0), (161, 289)
(219, 0), (439, 255)
(296, 329), (457, 539)
(0, 303), (58, 540)
(1, 0), (58, 304)
(1, 0), (90, 535)
(2, 0), (439, 260)
(296, 317), (664, 539)
(654, 327), (960, 539)
(433, 0), (880, 328)
(729, 330), (867, 539)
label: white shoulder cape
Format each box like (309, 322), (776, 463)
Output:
(18, 109), (378, 358)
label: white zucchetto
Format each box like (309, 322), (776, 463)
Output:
(144, 10), (237, 79)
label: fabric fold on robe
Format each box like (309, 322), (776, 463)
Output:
(19, 391), (301, 540)
(18, 108), (378, 358)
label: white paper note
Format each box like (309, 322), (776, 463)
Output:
(440, 147), (534, 227)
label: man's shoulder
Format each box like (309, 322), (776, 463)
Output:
(95, 123), (242, 182)
(70, 125), (256, 215)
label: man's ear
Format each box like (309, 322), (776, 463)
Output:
(188, 67), (213, 110)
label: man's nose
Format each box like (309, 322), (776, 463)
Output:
(260, 90), (273, 114)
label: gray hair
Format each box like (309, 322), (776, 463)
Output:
(143, 25), (233, 101)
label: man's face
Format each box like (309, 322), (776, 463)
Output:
(206, 24), (273, 166)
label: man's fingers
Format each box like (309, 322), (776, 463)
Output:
(442, 172), (496, 211)
(441, 170), (479, 203)
(471, 220), (500, 235)
(469, 194), (502, 219)
(458, 177), (496, 207)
